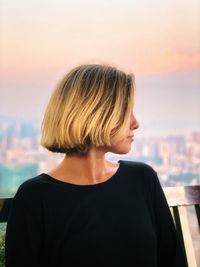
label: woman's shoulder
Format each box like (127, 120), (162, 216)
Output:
(120, 159), (157, 176)
(119, 160), (158, 190)
(13, 174), (47, 201)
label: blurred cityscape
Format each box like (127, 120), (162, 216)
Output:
(0, 118), (200, 198)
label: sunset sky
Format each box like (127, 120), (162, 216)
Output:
(0, 0), (200, 136)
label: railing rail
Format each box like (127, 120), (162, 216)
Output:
(163, 185), (200, 267)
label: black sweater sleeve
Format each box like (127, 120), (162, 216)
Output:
(5, 182), (43, 267)
(150, 169), (187, 267)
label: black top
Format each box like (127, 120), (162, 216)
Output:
(5, 160), (187, 267)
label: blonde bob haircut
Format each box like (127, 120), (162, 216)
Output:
(40, 64), (135, 156)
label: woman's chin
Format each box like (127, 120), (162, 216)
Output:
(109, 144), (133, 155)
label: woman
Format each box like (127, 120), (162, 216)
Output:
(5, 64), (187, 267)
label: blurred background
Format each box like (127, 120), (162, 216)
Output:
(0, 0), (200, 196)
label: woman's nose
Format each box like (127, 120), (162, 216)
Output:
(130, 114), (139, 130)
